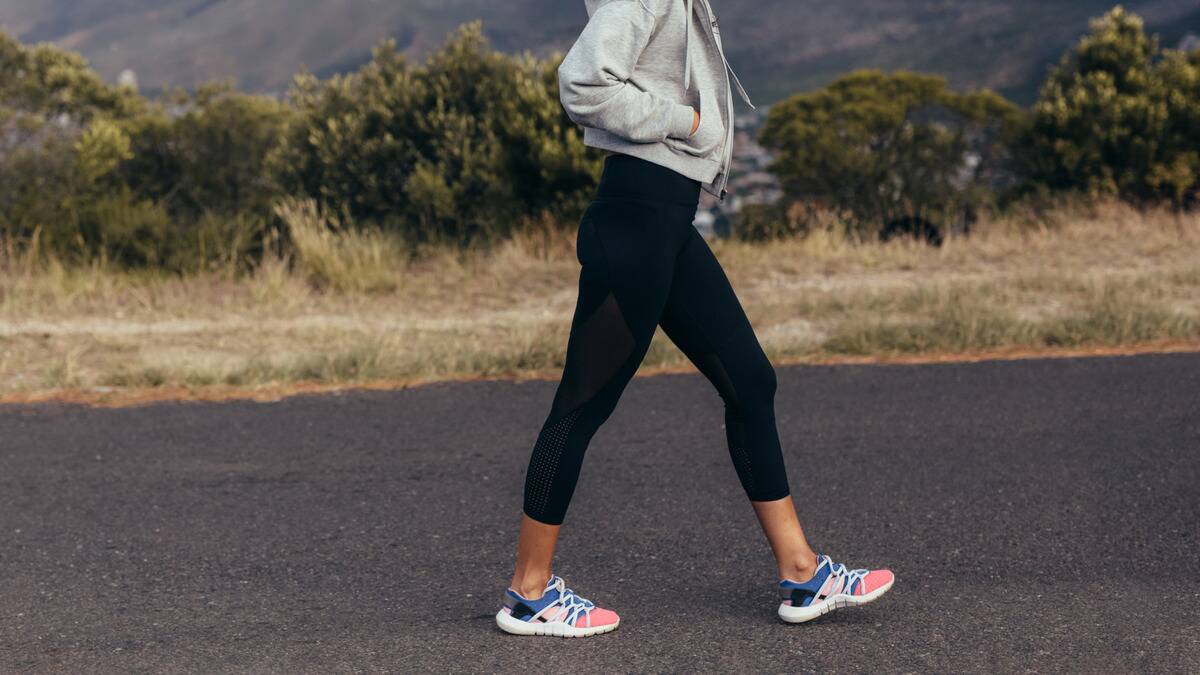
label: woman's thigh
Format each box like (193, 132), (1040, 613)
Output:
(658, 229), (770, 369)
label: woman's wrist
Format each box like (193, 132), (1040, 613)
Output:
(667, 103), (699, 139)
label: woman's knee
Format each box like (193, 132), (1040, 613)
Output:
(738, 354), (777, 410)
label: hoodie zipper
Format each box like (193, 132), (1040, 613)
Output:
(691, 0), (750, 202)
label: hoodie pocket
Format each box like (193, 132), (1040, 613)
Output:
(664, 81), (724, 158)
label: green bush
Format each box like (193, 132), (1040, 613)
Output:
(1029, 6), (1200, 206)
(277, 22), (600, 245)
(2, 32), (290, 271)
(123, 83), (294, 221)
(759, 70), (1024, 241)
(2, 25), (599, 265)
(734, 202), (805, 242)
(4, 7), (1197, 269)
(0, 32), (144, 122)
(79, 191), (174, 268)
(1, 32), (146, 260)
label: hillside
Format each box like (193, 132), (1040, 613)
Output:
(1, 0), (1198, 103)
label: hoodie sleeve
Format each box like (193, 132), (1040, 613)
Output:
(558, 0), (698, 142)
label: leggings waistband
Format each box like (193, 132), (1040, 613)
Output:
(595, 153), (702, 206)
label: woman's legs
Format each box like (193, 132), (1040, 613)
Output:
(656, 227), (817, 581)
(653, 226), (896, 622)
(508, 155), (822, 602)
(512, 183), (688, 597)
(520, 196), (680, 529)
(508, 501), (866, 621)
(509, 516), (560, 598)
(752, 498), (819, 582)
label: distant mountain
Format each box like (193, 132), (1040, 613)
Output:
(2, 1), (1198, 104)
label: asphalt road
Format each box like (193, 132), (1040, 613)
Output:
(2, 353), (1199, 673)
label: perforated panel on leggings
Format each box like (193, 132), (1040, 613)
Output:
(525, 291), (636, 521)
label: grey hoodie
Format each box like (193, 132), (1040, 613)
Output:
(558, 0), (755, 199)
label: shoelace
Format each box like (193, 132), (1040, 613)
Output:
(821, 555), (869, 595)
(533, 577), (595, 626)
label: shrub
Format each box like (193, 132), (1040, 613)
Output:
(80, 191), (174, 268)
(1028, 6), (1200, 206)
(277, 22), (600, 245)
(1, 31), (146, 260)
(734, 202), (808, 242)
(759, 70), (1024, 242)
(122, 83), (295, 221)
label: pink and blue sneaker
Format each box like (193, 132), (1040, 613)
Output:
(778, 554), (895, 623)
(495, 575), (620, 638)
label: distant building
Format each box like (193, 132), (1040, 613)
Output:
(117, 69), (139, 92)
(692, 107), (782, 238)
(692, 208), (717, 238)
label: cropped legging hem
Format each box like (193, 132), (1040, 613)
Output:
(521, 153), (791, 526)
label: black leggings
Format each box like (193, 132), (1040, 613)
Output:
(523, 153), (791, 525)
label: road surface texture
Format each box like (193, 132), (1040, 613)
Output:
(2, 352), (1198, 673)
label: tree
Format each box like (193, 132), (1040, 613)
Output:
(1029, 6), (1200, 206)
(0, 31), (143, 124)
(122, 83), (294, 220)
(759, 70), (1023, 241)
(277, 22), (599, 244)
(0, 31), (147, 258)
(1152, 49), (1200, 206)
(1, 31), (288, 269)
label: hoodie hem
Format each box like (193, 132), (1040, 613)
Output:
(583, 129), (722, 187)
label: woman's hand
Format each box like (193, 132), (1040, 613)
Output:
(691, 109), (701, 137)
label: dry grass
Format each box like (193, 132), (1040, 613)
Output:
(277, 199), (405, 294)
(2, 200), (1198, 401)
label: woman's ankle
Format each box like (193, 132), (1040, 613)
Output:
(510, 570), (552, 599)
(779, 551), (819, 583)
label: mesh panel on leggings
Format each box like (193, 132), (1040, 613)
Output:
(550, 291), (636, 418)
(728, 435), (756, 495)
(525, 407), (582, 518)
(526, 291), (636, 521)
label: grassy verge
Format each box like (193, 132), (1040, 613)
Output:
(2, 200), (1198, 403)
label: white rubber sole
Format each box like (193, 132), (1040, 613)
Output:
(777, 577), (895, 624)
(495, 609), (620, 638)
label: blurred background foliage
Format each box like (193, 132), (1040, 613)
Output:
(1, 8), (1197, 272)
(759, 70), (1025, 242)
(1029, 7), (1200, 206)
(275, 26), (599, 245)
